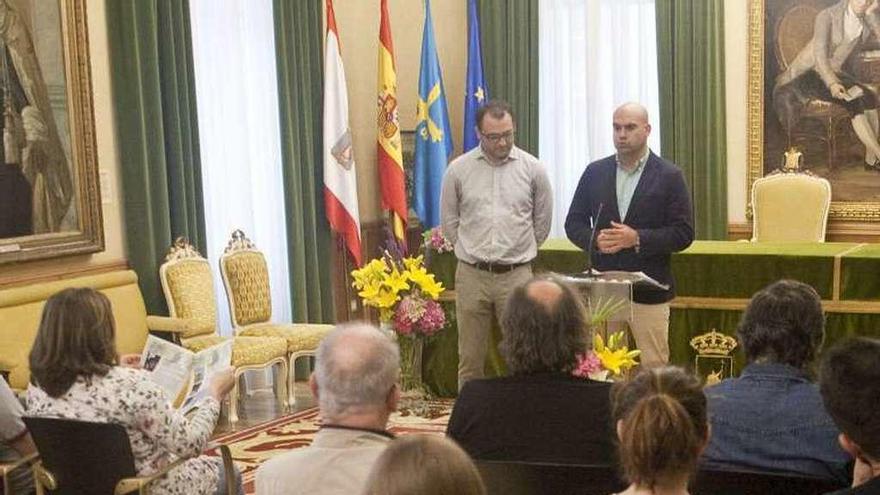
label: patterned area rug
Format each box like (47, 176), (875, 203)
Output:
(209, 399), (453, 494)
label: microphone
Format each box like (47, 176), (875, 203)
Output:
(584, 202), (604, 276)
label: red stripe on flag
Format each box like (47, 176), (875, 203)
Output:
(326, 0), (338, 36)
(379, 0), (395, 61)
(377, 144), (407, 225)
(324, 188), (362, 267)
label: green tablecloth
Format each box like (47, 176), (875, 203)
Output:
(423, 240), (880, 397)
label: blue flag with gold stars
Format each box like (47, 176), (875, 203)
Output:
(414, 0), (453, 228)
(463, 0), (488, 152)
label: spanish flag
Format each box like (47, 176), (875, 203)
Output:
(376, 0), (407, 244)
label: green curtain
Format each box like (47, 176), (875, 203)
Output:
(273, 1), (334, 323)
(656, 0), (728, 240)
(106, 0), (205, 315)
(479, 0), (540, 155)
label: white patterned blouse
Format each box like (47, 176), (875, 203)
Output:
(27, 366), (222, 495)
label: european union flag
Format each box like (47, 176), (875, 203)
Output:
(414, 0), (453, 229)
(463, 0), (488, 152)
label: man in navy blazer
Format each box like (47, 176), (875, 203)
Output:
(565, 102), (694, 368)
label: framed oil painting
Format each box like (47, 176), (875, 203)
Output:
(749, 0), (880, 221)
(0, 0), (102, 263)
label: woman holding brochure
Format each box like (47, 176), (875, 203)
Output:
(27, 288), (241, 495)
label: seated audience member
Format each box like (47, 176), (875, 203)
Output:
(701, 279), (850, 483)
(446, 274), (615, 465)
(362, 434), (485, 495)
(256, 323), (399, 495)
(0, 377), (35, 494)
(26, 288), (240, 495)
(611, 367), (709, 495)
(820, 337), (880, 494)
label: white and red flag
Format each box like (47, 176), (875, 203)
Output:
(323, 0), (362, 266)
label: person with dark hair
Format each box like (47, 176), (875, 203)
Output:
(440, 98), (553, 391)
(362, 435), (486, 495)
(701, 279), (850, 484)
(820, 337), (880, 494)
(565, 102), (694, 369)
(611, 367), (709, 495)
(27, 288), (240, 495)
(446, 274), (614, 465)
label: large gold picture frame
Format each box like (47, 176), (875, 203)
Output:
(0, 0), (102, 263)
(749, 0), (880, 222)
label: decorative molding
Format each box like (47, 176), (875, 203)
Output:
(223, 229), (257, 254)
(672, 296), (880, 314)
(727, 222), (880, 243)
(0, 259), (128, 289)
(163, 237), (204, 262)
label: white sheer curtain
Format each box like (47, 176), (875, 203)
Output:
(189, 0), (291, 335)
(539, 0), (661, 239)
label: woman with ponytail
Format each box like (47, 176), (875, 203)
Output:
(610, 367), (708, 495)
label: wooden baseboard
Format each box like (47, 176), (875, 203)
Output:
(0, 259), (129, 289)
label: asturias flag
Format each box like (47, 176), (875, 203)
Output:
(463, 0), (488, 152)
(376, 0), (408, 244)
(413, 0), (453, 229)
(323, 0), (362, 266)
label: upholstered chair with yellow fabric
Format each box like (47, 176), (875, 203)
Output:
(159, 237), (289, 423)
(751, 170), (831, 242)
(219, 230), (333, 407)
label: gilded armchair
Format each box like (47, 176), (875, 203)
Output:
(159, 238), (288, 423)
(219, 230), (332, 407)
(751, 170), (831, 242)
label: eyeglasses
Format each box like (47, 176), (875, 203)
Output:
(480, 130), (515, 143)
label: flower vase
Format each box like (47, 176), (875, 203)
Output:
(398, 335), (425, 393)
(379, 320), (396, 341)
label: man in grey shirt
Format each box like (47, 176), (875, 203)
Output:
(440, 99), (553, 390)
(255, 323), (398, 495)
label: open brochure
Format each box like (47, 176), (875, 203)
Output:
(140, 335), (232, 414)
(566, 269), (670, 291)
(842, 85), (864, 102)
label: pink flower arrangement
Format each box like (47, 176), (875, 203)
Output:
(423, 227), (453, 253)
(392, 294), (446, 337)
(572, 351), (603, 378)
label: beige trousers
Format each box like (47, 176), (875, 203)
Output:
(609, 301), (670, 369)
(455, 261), (532, 390)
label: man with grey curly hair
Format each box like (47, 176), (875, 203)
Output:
(256, 323), (400, 495)
(447, 274), (615, 465)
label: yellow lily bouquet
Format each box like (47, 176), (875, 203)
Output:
(351, 252), (446, 337)
(573, 331), (641, 381)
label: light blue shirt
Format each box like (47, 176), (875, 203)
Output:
(615, 149), (649, 221)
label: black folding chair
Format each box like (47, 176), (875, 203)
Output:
(476, 460), (625, 495)
(24, 416), (235, 495)
(692, 468), (847, 495)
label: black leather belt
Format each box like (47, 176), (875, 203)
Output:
(464, 260), (528, 274)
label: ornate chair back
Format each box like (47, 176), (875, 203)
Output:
(158, 238), (219, 342)
(751, 171), (831, 242)
(774, 4), (818, 71)
(219, 230), (274, 329)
